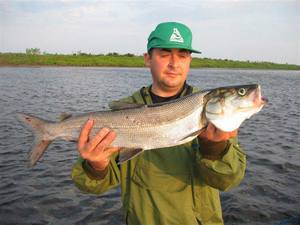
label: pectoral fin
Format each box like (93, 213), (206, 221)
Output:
(179, 128), (206, 142)
(118, 148), (144, 164)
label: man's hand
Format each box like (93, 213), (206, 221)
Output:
(78, 119), (120, 171)
(198, 123), (238, 142)
(197, 123), (238, 159)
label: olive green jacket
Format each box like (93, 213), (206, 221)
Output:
(71, 85), (247, 225)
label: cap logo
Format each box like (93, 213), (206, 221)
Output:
(169, 28), (184, 43)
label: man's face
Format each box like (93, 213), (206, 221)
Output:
(144, 48), (192, 96)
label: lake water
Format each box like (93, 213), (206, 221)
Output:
(0, 67), (299, 225)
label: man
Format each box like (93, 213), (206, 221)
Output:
(72, 22), (246, 225)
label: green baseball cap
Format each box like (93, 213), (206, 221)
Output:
(147, 22), (201, 53)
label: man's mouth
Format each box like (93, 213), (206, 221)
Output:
(165, 71), (180, 76)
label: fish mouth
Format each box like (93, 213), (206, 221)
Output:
(252, 85), (267, 107)
(261, 96), (268, 104)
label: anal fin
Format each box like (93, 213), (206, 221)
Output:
(59, 112), (72, 121)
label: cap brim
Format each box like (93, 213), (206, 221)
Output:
(148, 44), (201, 54)
(190, 49), (201, 54)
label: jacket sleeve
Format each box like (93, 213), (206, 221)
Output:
(195, 137), (247, 191)
(71, 155), (120, 194)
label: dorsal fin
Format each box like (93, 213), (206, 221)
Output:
(109, 101), (146, 111)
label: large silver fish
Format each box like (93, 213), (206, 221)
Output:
(17, 84), (266, 166)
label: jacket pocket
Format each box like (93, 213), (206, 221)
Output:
(132, 163), (190, 192)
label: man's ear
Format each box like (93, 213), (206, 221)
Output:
(143, 53), (151, 67)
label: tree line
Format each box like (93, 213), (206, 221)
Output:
(25, 48), (136, 57)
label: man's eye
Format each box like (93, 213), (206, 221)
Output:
(179, 53), (188, 58)
(178, 51), (190, 58)
(160, 52), (170, 57)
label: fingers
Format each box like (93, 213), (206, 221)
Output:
(228, 129), (238, 138)
(87, 128), (111, 151)
(78, 119), (94, 150)
(198, 123), (214, 140)
(93, 130), (117, 152)
(206, 123), (216, 138)
(199, 123), (238, 142)
(105, 147), (121, 156)
(213, 124), (238, 141)
(215, 126), (238, 139)
(77, 119), (118, 170)
(78, 121), (118, 157)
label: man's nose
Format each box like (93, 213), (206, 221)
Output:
(168, 54), (180, 68)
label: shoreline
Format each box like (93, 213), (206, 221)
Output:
(1, 53), (299, 70)
(1, 64), (300, 72)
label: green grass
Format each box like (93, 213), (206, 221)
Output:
(191, 57), (300, 70)
(0, 53), (145, 67)
(0, 53), (299, 70)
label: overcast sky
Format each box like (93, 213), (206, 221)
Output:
(0, 0), (299, 65)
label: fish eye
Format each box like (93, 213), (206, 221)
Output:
(238, 88), (246, 96)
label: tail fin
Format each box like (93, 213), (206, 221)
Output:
(16, 113), (53, 167)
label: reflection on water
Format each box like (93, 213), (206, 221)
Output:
(0, 67), (299, 225)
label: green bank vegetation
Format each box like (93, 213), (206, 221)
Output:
(0, 50), (299, 70)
